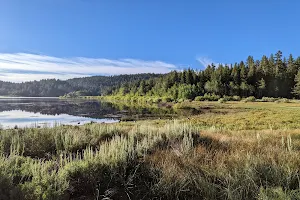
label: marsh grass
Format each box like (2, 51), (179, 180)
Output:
(0, 121), (200, 199)
(2, 102), (300, 199)
(148, 129), (300, 199)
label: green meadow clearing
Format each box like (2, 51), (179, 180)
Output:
(2, 101), (300, 199)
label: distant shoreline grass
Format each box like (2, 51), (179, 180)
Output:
(82, 94), (299, 104)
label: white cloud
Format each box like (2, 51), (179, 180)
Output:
(196, 56), (224, 68)
(196, 57), (214, 68)
(0, 53), (178, 82)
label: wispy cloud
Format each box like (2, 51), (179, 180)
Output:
(0, 53), (178, 82)
(196, 56), (224, 68)
(196, 57), (215, 68)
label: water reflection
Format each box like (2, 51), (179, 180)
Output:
(0, 98), (188, 129)
(0, 98), (119, 118)
(0, 110), (118, 129)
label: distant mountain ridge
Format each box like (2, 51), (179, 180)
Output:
(0, 73), (161, 97)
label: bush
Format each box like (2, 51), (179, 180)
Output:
(218, 98), (227, 103)
(279, 98), (290, 103)
(232, 95), (241, 101)
(194, 96), (205, 101)
(261, 97), (277, 102)
(177, 98), (184, 103)
(194, 94), (221, 101)
(222, 96), (231, 101)
(217, 95), (242, 101)
(204, 93), (220, 101)
(272, 98), (290, 103)
(243, 96), (256, 102)
(221, 96), (241, 101)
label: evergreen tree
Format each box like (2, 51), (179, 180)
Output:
(138, 80), (146, 95)
(286, 54), (297, 97)
(185, 69), (194, 84)
(258, 78), (266, 98)
(180, 71), (186, 84)
(240, 61), (247, 82)
(293, 70), (300, 98)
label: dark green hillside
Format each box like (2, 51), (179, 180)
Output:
(0, 73), (161, 97)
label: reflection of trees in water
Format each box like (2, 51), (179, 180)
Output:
(0, 99), (200, 120)
(0, 99), (119, 118)
(108, 101), (201, 119)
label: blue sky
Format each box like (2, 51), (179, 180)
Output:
(0, 0), (300, 82)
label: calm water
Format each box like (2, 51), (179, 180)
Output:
(0, 97), (179, 129)
(0, 98), (121, 129)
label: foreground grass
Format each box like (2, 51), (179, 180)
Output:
(2, 102), (300, 199)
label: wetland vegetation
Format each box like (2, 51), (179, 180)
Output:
(2, 100), (300, 199)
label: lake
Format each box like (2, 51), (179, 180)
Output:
(0, 97), (180, 129)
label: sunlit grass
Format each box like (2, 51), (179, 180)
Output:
(2, 102), (300, 199)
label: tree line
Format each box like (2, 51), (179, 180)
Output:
(113, 51), (300, 100)
(0, 74), (161, 97)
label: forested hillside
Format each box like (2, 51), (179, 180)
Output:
(0, 73), (160, 97)
(113, 51), (300, 99)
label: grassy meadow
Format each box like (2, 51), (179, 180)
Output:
(2, 101), (300, 199)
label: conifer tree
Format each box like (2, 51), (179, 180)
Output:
(293, 70), (300, 98)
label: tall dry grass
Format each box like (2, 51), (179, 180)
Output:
(1, 119), (300, 199)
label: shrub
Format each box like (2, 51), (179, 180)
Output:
(232, 95), (241, 101)
(177, 98), (184, 103)
(223, 95), (241, 101)
(279, 98), (290, 103)
(261, 97), (277, 102)
(194, 94), (221, 101)
(202, 93), (218, 101)
(243, 96), (256, 102)
(221, 96), (241, 101)
(218, 98), (227, 103)
(222, 96), (231, 101)
(203, 94), (210, 101)
(194, 96), (205, 101)
(205, 93), (220, 101)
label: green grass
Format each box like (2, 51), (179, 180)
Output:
(2, 101), (300, 199)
